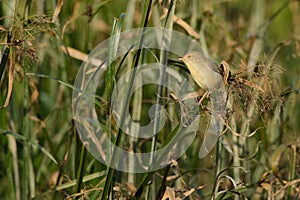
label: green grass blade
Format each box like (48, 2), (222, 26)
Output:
(55, 171), (106, 191)
(101, 13), (125, 200)
(0, 128), (58, 164)
(26, 73), (105, 109)
(101, 0), (153, 198)
(75, 143), (86, 194)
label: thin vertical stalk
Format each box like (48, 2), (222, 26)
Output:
(128, 52), (141, 185)
(147, 1), (176, 199)
(104, 14), (124, 200)
(133, 124), (181, 200)
(3, 1), (19, 199)
(287, 145), (296, 199)
(22, 2), (37, 198)
(124, 8), (138, 179)
(21, 1), (32, 196)
(148, 0), (176, 168)
(214, 137), (221, 180)
(100, 1), (153, 199)
(22, 57), (30, 200)
(241, 1), (289, 190)
(7, 125), (20, 200)
(75, 143), (86, 196)
(242, 1), (266, 178)
(124, 0), (136, 30)
(4, 142), (16, 200)
(247, 0), (265, 76)
(199, 0), (211, 52)
(230, 103), (240, 183)
(190, 0), (198, 29)
(124, 4), (139, 184)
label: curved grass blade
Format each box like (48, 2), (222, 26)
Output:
(0, 45), (10, 81)
(0, 46), (14, 109)
(26, 73), (105, 109)
(0, 128), (58, 164)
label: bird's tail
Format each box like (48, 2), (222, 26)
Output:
(199, 86), (227, 158)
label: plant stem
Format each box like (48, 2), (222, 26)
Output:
(75, 143), (86, 196)
(100, 1), (153, 199)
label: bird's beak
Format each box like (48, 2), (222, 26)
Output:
(168, 58), (184, 65)
(178, 57), (184, 62)
(167, 58), (189, 73)
(177, 56), (189, 67)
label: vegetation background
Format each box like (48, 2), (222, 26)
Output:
(0, 0), (299, 199)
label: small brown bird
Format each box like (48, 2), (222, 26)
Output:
(179, 51), (227, 158)
(179, 51), (223, 91)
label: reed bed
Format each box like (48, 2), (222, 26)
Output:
(0, 0), (299, 199)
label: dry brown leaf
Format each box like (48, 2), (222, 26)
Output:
(62, 0), (81, 38)
(28, 76), (39, 103)
(52, 0), (64, 22)
(60, 45), (88, 61)
(261, 182), (272, 198)
(125, 182), (137, 196)
(227, 125), (261, 138)
(176, 188), (195, 200)
(162, 187), (176, 200)
(173, 15), (200, 39)
(274, 178), (300, 197)
(237, 77), (265, 93)
(161, 8), (200, 39)
(29, 115), (46, 128)
(48, 171), (59, 188)
(220, 61), (230, 85)
(60, 45), (103, 67)
(0, 50), (14, 109)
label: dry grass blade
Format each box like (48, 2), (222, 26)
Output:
(60, 45), (103, 66)
(0, 45), (9, 81)
(162, 187), (176, 200)
(28, 77), (39, 103)
(176, 188), (196, 200)
(289, 0), (300, 56)
(161, 8), (200, 39)
(60, 45), (87, 61)
(220, 61), (230, 85)
(273, 179), (300, 197)
(173, 15), (200, 39)
(0, 49), (14, 109)
(236, 77), (265, 93)
(52, 0), (64, 22)
(227, 125), (262, 138)
(61, 0), (81, 39)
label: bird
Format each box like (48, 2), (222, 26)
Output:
(178, 51), (223, 91)
(178, 50), (227, 158)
